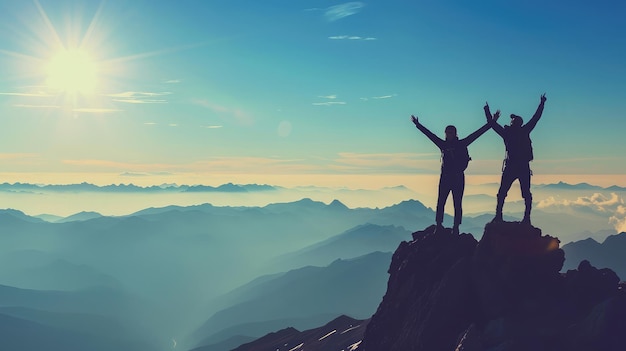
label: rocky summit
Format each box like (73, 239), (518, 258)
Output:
(360, 222), (626, 351)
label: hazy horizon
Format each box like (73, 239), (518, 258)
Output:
(1, 177), (625, 242)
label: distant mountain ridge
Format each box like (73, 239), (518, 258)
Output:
(536, 181), (626, 191)
(3, 180), (622, 194)
(562, 232), (626, 279)
(192, 252), (391, 348)
(0, 182), (281, 193)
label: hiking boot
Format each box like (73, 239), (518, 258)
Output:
(491, 213), (503, 223)
(434, 223), (445, 234)
(452, 226), (460, 235)
(521, 216), (531, 225)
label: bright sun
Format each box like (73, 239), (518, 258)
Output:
(46, 49), (99, 94)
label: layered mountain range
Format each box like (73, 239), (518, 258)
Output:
(236, 222), (625, 351)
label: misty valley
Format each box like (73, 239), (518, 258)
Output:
(1, 183), (625, 351)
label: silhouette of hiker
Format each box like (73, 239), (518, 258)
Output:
(411, 113), (493, 235)
(484, 93), (547, 225)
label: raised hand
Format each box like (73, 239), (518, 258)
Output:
(494, 110), (501, 121)
(484, 102), (493, 122)
(411, 115), (419, 125)
(540, 93), (547, 103)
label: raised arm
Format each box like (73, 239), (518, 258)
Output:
(411, 115), (444, 148)
(462, 121), (491, 146)
(524, 93), (547, 133)
(484, 102), (505, 137)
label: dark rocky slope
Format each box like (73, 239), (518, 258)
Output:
(360, 222), (626, 351)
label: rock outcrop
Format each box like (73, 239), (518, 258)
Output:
(360, 222), (626, 351)
(231, 315), (367, 351)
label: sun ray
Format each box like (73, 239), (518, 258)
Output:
(34, 0), (64, 51)
(80, 0), (106, 49)
(103, 41), (210, 65)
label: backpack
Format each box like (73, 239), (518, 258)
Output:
(442, 140), (471, 172)
(504, 127), (533, 162)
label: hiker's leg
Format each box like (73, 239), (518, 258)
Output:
(435, 173), (451, 227)
(519, 164), (533, 224)
(451, 172), (465, 233)
(495, 166), (516, 221)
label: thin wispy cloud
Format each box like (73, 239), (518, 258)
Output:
(312, 101), (346, 106)
(329, 35), (377, 41)
(325, 2), (365, 22)
(13, 104), (61, 109)
(144, 122), (157, 125)
(13, 105), (121, 113)
(203, 125), (223, 129)
(314, 95), (342, 105)
(113, 99), (168, 104)
(372, 94), (396, 99)
(0, 91), (52, 97)
(73, 108), (122, 113)
(164, 79), (181, 84)
(361, 94), (397, 101)
(319, 94), (338, 99)
(109, 91), (171, 104)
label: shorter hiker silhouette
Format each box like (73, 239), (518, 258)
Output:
(411, 112), (494, 235)
(484, 93), (547, 225)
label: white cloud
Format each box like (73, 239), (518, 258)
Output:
(538, 193), (626, 232)
(73, 108), (122, 113)
(318, 95), (337, 99)
(13, 104), (61, 109)
(113, 99), (167, 104)
(360, 94), (397, 101)
(312, 101), (346, 106)
(203, 125), (223, 129)
(537, 193), (623, 212)
(164, 79), (181, 84)
(109, 91), (171, 104)
(329, 35), (377, 41)
(0, 91), (52, 97)
(325, 2), (365, 21)
(610, 205), (626, 233)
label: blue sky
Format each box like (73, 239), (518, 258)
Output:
(0, 0), (625, 186)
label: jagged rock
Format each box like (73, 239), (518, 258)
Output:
(360, 221), (626, 351)
(472, 222), (565, 323)
(361, 225), (478, 351)
(231, 315), (367, 351)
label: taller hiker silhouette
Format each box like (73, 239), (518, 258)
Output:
(411, 112), (494, 235)
(485, 93), (547, 225)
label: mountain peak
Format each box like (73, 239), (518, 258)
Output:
(328, 199), (348, 209)
(360, 222), (625, 351)
(386, 199), (428, 211)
